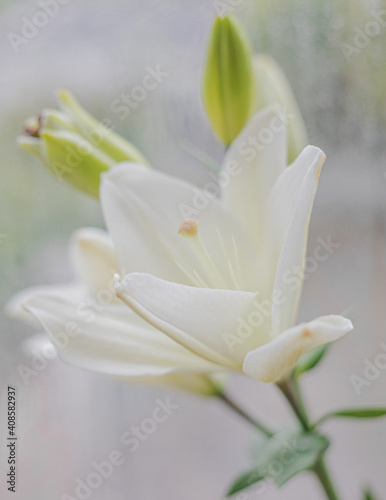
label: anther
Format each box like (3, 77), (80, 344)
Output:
(178, 218), (199, 237)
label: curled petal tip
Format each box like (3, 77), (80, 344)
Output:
(113, 273), (122, 292)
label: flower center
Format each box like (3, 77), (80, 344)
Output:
(177, 218), (230, 289)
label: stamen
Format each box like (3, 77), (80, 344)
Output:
(215, 226), (240, 290)
(174, 260), (209, 288)
(231, 233), (242, 280)
(177, 218), (228, 289)
(178, 218), (198, 237)
(193, 269), (209, 289)
(228, 261), (241, 291)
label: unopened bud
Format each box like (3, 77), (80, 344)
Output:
(203, 15), (254, 146)
(18, 89), (150, 197)
(252, 54), (308, 163)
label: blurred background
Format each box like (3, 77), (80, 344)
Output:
(1, 0), (386, 498)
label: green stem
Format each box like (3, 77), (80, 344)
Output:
(277, 377), (341, 500)
(313, 457), (340, 500)
(217, 392), (273, 437)
(277, 379), (309, 430)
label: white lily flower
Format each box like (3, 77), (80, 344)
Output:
(7, 228), (221, 396)
(8, 106), (352, 385)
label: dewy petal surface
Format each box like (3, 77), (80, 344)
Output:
(221, 106), (287, 251)
(100, 163), (258, 291)
(21, 292), (219, 377)
(116, 273), (269, 367)
(261, 146), (326, 335)
(243, 315), (353, 383)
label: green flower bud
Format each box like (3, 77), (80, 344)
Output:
(18, 130), (114, 198)
(18, 136), (45, 162)
(41, 109), (75, 132)
(203, 15), (255, 146)
(57, 90), (149, 165)
(19, 90), (149, 197)
(252, 55), (308, 164)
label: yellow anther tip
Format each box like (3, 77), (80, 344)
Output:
(178, 218), (198, 237)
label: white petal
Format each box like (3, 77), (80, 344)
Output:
(5, 284), (84, 324)
(243, 315), (353, 383)
(100, 162), (257, 291)
(69, 227), (120, 302)
(221, 106), (287, 250)
(116, 273), (270, 368)
(262, 146), (326, 335)
(121, 372), (220, 397)
(21, 333), (56, 357)
(20, 292), (218, 377)
(22, 334), (219, 396)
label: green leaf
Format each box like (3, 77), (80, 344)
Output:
(364, 487), (377, 500)
(333, 408), (386, 418)
(226, 430), (329, 496)
(271, 432), (329, 487)
(320, 408), (386, 423)
(294, 344), (330, 377)
(227, 469), (265, 496)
